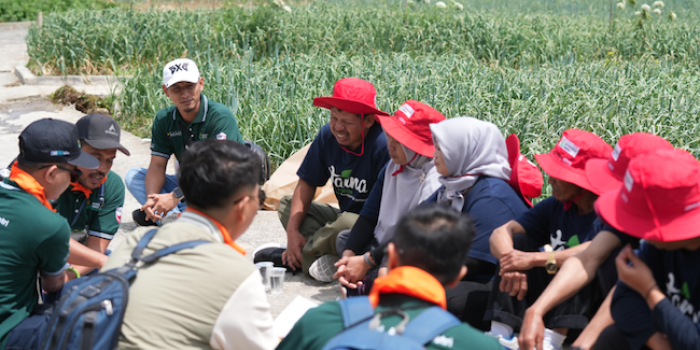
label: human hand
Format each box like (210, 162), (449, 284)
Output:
(500, 249), (536, 273)
(500, 270), (528, 300)
(519, 308), (546, 350)
(142, 193), (178, 222)
(615, 244), (656, 296)
(281, 230), (307, 271)
(334, 255), (371, 289)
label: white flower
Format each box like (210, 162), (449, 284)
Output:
(670, 11), (677, 20)
(652, 1), (664, 8)
(283, 4), (292, 12)
(436, 1), (447, 8)
(653, 8), (661, 14)
(617, 2), (625, 9)
(455, 2), (464, 10)
(641, 3), (651, 11)
(635, 11), (642, 15)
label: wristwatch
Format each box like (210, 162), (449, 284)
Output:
(544, 244), (558, 275)
(172, 187), (185, 203)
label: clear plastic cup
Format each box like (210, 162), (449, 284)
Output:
(268, 267), (286, 294)
(254, 262), (274, 292)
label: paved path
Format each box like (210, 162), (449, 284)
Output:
(0, 23), (340, 317)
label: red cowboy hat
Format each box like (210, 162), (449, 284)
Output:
(534, 129), (611, 194)
(596, 149), (700, 242)
(585, 133), (673, 195)
(506, 134), (544, 207)
(313, 78), (389, 116)
(375, 100), (445, 157)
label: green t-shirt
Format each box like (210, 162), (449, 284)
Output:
(277, 294), (504, 350)
(150, 93), (243, 161)
(55, 170), (125, 239)
(0, 178), (70, 347)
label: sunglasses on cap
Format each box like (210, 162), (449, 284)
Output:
(39, 164), (83, 183)
(233, 188), (266, 209)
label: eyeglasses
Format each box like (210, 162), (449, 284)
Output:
(234, 188), (266, 209)
(39, 164), (83, 182)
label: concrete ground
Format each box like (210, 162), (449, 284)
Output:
(0, 23), (339, 317)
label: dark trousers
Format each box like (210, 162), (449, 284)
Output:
(5, 297), (57, 350)
(484, 234), (598, 331)
(594, 324), (652, 350)
(445, 257), (497, 331)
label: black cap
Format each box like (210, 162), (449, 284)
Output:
(76, 114), (130, 156)
(18, 118), (99, 169)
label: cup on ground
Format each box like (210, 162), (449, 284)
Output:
(254, 262), (274, 292)
(269, 267), (286, 294)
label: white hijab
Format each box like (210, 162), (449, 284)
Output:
(430, 117), (511, 211)
(374, 145), (442, 243)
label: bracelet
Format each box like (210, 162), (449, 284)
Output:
(644, 283), (658, 299)
(363, 253), (378, 269)
(66, 267), (80, 279)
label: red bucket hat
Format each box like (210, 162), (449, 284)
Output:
(534, 129), (611, 194)
(585, 133), (673, 195)
(375, 100), (445, 157)
(313, 78), (389, 116)
(596, 149), (700, 242)
(506, 134), (544, 207)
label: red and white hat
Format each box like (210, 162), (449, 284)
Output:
(375, 100), (445, 157)
(506, 134), (544, 207)
(313, 78), (389, 116)
(585, 133), (673, 195)
(596, 149), (700, 242)
(534, 129), (612, 194)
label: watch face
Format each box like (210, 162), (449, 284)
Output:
(546, 262), (558, 274)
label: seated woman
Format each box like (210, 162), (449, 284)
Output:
(333, 100), (445, 291)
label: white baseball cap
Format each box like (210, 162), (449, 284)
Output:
(162, 58), (200, 88)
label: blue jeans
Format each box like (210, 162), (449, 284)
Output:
(5, 294), (58, 350)
(124, 167), (186, 215)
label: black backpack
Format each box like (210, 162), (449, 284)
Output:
(244, 140), (271, 185)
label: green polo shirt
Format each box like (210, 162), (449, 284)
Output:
(277, 294), (503, 350)
(55, 170), (125, 240)
(0, 178), (70, 348)
(150, 93), (243, 161)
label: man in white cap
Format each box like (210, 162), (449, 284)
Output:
(125, 58), (243, 226)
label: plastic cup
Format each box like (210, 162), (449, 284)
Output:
(269, 267), (286, 294)
(254, 262), (274, 292)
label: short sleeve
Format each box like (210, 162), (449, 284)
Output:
(38, 220), (70, 275)
(88, 174), (125, 239)
(150, 112), (173, 159)
(603, 224), (640, 248)
(515, 197), (555, 245)
(208, 108), (243, 143)
(297, 127), (331, 187)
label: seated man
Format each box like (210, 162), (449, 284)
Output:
(487, 129), (611, 350)
(2, 119), (98, 348)
(592, 149), (700, 350)
(277, 204), (504, 350)
(102, 140), (276, 350)
(125, 58), (243, 226)
(56, 113), (131, 277)
(255, 78), (390, 281)
(517, 133), (674, 350)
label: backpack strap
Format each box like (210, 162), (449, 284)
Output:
(401, 306), (461, 345)
(338, 296), (375, 328)
(130, 229), (160, 261)
(130, 229), (210, 264)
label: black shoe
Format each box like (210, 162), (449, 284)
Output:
(254, 247), (294, 272)
(132, 209), (158, 227)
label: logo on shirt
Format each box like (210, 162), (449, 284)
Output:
(665, 272), (699, 323)
(0, 216), (9, 227)
(115, 207), (122, 224)
(432, 335), (454, 348)
(329, 166), (368, 197)
(550, 230), (580, 251)
(216, 132), (227, 140)
(168, 131), (182, 138)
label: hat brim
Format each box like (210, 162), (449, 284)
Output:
(534, 153), (598, 194)
(83, 139), (131, 156)
(597, 189), (700, 242)
(67, 150), (99, 169)
(164, 75), (200, 88)
(585, 159), (620, 195)
(375, 114), (435, 157)
(313, 97), (389, 116)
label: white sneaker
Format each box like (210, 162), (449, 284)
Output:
(308, 254), (339, 282)
(485, 331), (520, 350)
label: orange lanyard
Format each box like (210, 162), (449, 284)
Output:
(368, 266), (447, 309)
(9, 161), (55, 212)
(186, 207), (246, 255)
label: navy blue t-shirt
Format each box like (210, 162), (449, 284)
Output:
(611, 241), (700, 350)
(425, 177), (529, 265)
(516, 197), (602, 251)
(297, 123), (389, 214)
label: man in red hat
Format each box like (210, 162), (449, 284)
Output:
(592, 149), (700, 350)
(255, 78), (390, 281)
(486, 129), (611, 350)
(518, 133), (674, 350)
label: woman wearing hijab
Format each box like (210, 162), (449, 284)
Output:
(333, 100), (445, 291)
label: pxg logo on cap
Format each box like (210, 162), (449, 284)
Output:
(163, 58), (200, 88)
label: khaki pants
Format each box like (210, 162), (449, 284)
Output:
(278, 195), (359, 274)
